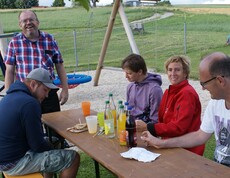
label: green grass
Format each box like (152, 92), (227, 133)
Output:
(78, 152), (116, 178)
(0, 4), (227, 176)
(204, 134), (215, 160)
(1, 6), (230, 78)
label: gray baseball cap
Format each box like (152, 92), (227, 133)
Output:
(26, 68), (58, 89)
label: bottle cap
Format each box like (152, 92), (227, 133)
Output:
(118, 100), (123, 104)
(105, 100), (109, 104)
(127, 106), (133, 110)
(124, 101), (129, 106)
(119, 105), (124, 109)
(109, 93), (113, 96)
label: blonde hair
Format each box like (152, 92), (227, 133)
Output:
(164, 55), (190, 79)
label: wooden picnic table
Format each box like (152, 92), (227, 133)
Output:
(42, 108), (230, 178)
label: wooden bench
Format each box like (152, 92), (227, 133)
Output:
(3, 172), (43, 178)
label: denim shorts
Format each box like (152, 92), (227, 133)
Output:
(4, 149), (76, 176)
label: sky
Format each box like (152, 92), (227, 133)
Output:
(39, 0), (230, 7)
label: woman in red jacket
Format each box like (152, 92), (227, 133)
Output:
(136, 55), (205, 155)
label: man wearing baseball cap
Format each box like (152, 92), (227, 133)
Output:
(0, 68), (80, 177)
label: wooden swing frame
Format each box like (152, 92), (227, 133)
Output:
(94, 0), (140, 86)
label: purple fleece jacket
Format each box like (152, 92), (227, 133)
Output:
(126, 72), (163, 123)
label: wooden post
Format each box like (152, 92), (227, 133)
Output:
(118, 4), (139, 54)
(93, 0), (140, 86)
(93, 0), (120, 86)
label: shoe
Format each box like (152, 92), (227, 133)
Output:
(63, 140), (70, 148)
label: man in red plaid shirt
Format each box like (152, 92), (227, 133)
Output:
(4, 10), (68, 113)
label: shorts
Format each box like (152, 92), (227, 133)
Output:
(4, 149), (76, 176)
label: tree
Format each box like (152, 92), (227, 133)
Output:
(29, 0), (38, 7)
(69, 0), (90, 11)
(0, 0), (16, 9)
(0, 0), (90, 10)
(91, 0), (99, 7)
(0, 0), (38, 9)
(52, 0), (65, 7)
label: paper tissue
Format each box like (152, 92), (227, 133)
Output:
(120, 147), (161, 163)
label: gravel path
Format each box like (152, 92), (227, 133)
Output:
(131, 12), (174, 24)
(61, 12), (212, 116)
(60, 69), (211, 117)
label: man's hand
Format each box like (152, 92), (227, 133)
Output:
(141, 131), (164, 149)
(135, 120), (147, 132)
(59, 88), (69, 105)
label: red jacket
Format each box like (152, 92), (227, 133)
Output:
(147, 80), (205, 155)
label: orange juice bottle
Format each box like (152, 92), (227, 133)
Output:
(118, 105), (126, 146)
(109, 93), (117, 128)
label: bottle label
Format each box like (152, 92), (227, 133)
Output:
(119, 130), (126, 146)
(104, 119), (114, 135)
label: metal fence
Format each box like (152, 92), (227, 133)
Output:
(0, 14), (226, 79)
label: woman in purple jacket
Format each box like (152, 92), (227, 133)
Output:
(121, 54), (163, 124)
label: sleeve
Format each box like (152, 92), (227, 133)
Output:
(200, 100), (215, 133)
(153, 89), (201, 137)
(21, 100), (50, 152)
(4, 40), (16, 65)
(51, 35), (63, 64)
(149, 85), (163, 123)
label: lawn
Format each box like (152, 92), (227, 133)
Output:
(0, 4), (229, 177)
(1, 5), (230, 78)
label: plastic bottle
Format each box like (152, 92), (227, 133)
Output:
(104, 100), (115, 138)
(108, 93), (117, 128)
(118, 105), (126, 146)
(124, 101), (129, 116)
(126, 106), (137, 148)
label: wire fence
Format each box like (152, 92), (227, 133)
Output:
(50, 20), (224, 77)
(0, 11), (227, 79)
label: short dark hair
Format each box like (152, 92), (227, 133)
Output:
(121, 54), (147, 74)
(209, 54), (230, 77)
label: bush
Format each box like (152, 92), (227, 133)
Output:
(156, 0), (172, 7)
(52, 0), (65, 7)
(0, 0), (38, 9)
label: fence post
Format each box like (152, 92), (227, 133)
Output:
(184, 13), (187, 55)
(0, 22), (7, 56)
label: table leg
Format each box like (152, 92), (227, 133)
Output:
(94, 160), (100, 178)
(2, 172), (5, 178)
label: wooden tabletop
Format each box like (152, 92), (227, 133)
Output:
(42, 108), (230, 178)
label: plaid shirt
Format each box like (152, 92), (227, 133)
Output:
(4, 31), (63, 81)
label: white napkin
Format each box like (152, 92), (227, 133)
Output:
(120, 147), (161, 163)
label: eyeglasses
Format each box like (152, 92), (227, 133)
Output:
(200, 77), (217, 87)
(20, 18), (37, 24)
(200, 76), (224, 87)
